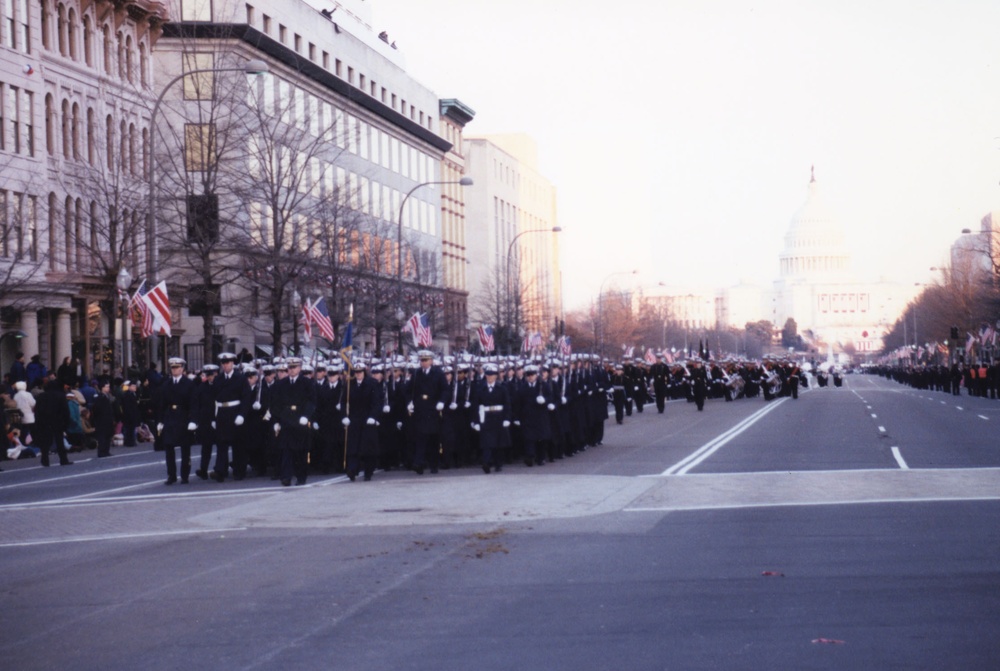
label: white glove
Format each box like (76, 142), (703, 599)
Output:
(464, 402), (471, 409)
(263, 410), (271, 421)
(299, 416), (308, 426)
(383, 405), (391, 413)
(407, 401), (414, 414)
(211, 421), (216, 429)
(536, 395), (545, 404)
(342, 417), (351, 426)
(335, 403), (341, 411)
(503, 420), (510, 428)
(396, 421), (403, 430)
(273, 423), (280, 435)
(449, 402), (457, 410)
(187, 422), (197, 431)
(366, 417), (376, 426)
(234, 415), (244, 426)
(561, 396), (568, 405)
(513, 420), (520, 426)
(547, 403), (555, 411)
(252, 401), (261, 411)
(312, 422), (319, 430)
(435, 402), (444, 411)
(588, 391), (593, 396)
(157, 423), (164, 433)
(472, 423), (481, 432)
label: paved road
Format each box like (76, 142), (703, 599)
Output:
(2, 374), (999, 670)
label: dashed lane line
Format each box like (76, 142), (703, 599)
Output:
(891, 447), (910, 470)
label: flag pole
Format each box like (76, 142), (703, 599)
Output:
(342, 303), (353, 471)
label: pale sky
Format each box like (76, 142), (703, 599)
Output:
(372, 0), (1000, 310)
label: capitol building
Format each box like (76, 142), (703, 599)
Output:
(645, 169), (915, 355)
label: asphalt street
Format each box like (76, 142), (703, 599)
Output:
(2, 374), (1000, 670)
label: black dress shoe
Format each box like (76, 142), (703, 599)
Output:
(40, 458), (50, 467)
(281, 479), (291, 486)
(363, 474), (372, 481)
(482, 465), (491, 474)
(195, 469), (208, 480)
(430, 467), (438, 474)
(211, 471), (225, 483)
(60, 460), (74, 466)
(496, 464), (503, 472)
(294, 480), (306, 486)
(180, 478), (189, 484)
(414, 466), (424, 475)
(348, 473), (356, 482)
(164, 478), (177, 485)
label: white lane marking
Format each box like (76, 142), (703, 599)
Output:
(878, 426), (886, 433)
(957, 406), (964, 411)
(866, 405), (872, 410)
(979, 415), (990, 420)
(0, 475), (351, 511)
(941, 401), (947, 404)
(0, 527), (248, 548)
(0, 459), (161, 490)
(661, 399), (788, 476)
(891, 447), (910, 470)
(871, 413), (877, 418)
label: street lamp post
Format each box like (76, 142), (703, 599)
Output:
(145, 59), (268, 367)
(505, 226), (561, 353)
(598, 270), (638, 357)
(116, 267), (132, 376)
(146, 59), (268, 280)
(395, 177), (473, 352)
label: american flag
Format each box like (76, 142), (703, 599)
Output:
(310, 297), (336, 342)
(663, 349), (675, 364)
(521, 331), (543, 353)
(624, 346), (635, 359)
(403, 312), (432, 347)
(301, 298), (313, 341)
(557, 335), (572, 357)
(128, 280), (153, 338)
(966, 332), (977, 354)
(477, 324), (495, 353)
(644, 348), (657, 364)
(142, 281), (171, 337)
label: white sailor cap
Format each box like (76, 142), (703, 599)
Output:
(168, 357), (186, 368)
(202, 364), (220, 373)
(218, 352), (237, 362)
(418, 349), (434, 359)
(483, 363), (499, 375)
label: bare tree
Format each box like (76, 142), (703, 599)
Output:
(0, 154), (48, 309)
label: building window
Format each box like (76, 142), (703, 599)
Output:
(83, 16), (93, 66)
(184, 123), (216, 172)
(322, 51), (329, 69)
(308, 43), (315, 61)
(262, 14), (270, 33)
(183, 52), (215, 100)
(294, 33), (301, 52)
(278, 24), (286, 43)
(335, 59), (342, 77)
(181, 0), (213, 21)
(245, 3), (254, 24)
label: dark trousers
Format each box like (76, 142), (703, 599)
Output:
(280, 448), (308, 484)
(96, 430), (113, 457)
(165, 444), (191, 480)
(412, 433), (440, 470)
(655, 392), (666, 414)
(40, 436), (70, 466)
(122, 423), (137, 447)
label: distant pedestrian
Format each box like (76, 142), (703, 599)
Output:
(90, 380), (118, 457)
(33, 379), (73, 467)
(12, 381), (35, 442)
